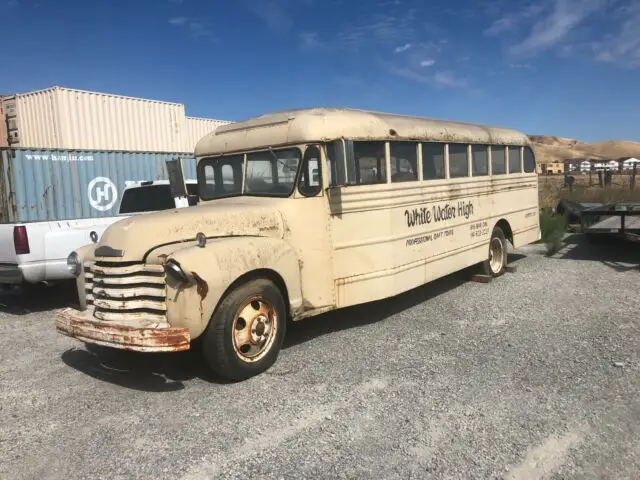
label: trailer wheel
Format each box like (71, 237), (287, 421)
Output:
(481, 226), (508, 277)
(202, 278), (286, 381)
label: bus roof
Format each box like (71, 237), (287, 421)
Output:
(194, 108), (531, 157)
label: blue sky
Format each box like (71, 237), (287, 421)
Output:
(2, 0), (639, 141)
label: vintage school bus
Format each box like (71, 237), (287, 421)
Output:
(56, 108), (540, 380)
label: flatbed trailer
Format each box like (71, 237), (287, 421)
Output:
(579, 203), (640, 243)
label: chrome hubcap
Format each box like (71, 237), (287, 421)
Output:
(489, 237), (504, 273)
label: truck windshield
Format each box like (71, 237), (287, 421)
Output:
(198, 147), (301, 200)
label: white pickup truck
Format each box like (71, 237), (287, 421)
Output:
(0, 180), (197, 287)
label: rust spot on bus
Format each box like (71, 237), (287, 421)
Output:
(55, 310), (190, 352)
(191, 272), (209, 320)
(192, 272), (209, 300)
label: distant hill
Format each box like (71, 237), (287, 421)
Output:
(528, 135), (640, 164)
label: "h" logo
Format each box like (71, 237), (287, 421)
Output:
(88, 177), (118, 212)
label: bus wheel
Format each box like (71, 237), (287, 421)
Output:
(481, 226), (507, 277)
(202, 278), (286, 381)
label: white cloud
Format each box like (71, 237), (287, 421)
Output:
(299, 32), (322, 50)
(168, 16), (216, 41)
(388, 66), (432, 84)
(337, 10), (417, 51)
(432, 71), (467, 88)
(508, 0), (608, 57)
(394, 43), (412, 53)
(246, 0), (293, 33)
(485, 17), (515, 36)
(189, 22), (213, 38)
(169, 16), (188, 26)
(484, 1), (546, 37)
(593, 2), (640, 68)
(383, 61), (468, 90)
(420, 59), (435, 67)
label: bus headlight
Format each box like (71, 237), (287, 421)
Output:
(164, 259), (189, 284)
(67, 252), (81, 277)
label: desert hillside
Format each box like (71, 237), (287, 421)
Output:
(529, 135), (640, 164)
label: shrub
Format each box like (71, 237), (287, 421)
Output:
(540, 209), (566, 255)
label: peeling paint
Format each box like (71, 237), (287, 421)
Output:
(191, 271), (209, 320)
(55, 308), (190, 352)
(99, 202), (286, 262)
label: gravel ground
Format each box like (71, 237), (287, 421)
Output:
(1, 234), (639, 480)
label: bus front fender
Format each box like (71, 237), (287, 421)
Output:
(164, 236), (302, 339)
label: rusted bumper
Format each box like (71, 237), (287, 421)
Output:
(55, 308), (190, 352)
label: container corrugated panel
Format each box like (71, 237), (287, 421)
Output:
(182, 116), (232, 152)
(0, 97), (8, 148)
(0, 149), (12, 223)
(1, 148), (196, 223)
(9, 87), (187, 152)
(7, 90), (58, 148)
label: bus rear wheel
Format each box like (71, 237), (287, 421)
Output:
(202, 278), (286, 381)
(481, 226), (507, 277)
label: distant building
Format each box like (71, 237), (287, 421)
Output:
(622, 157), (640, 170)
(537, 162), (564, 174)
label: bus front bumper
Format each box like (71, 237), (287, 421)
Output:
(55, 307), (191, 352)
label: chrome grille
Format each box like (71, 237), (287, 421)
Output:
(83, 260), (167, 322)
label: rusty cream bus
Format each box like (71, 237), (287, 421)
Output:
(56, 108), (540, 381)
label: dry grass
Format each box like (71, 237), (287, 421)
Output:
(538, 174), (640, 209)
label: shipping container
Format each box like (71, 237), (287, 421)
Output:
(183, 116), (231, 152)
(2, 86), (232, 152)
(4, 86), (188, 152)
(0, 97), (8, 148)
(1, 148), (196, 223)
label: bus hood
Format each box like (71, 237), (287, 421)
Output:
(95, 199), (286, 262)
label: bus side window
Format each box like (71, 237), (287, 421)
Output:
(523, 147), (536, 173)
(448, 143), (469, 178)
(298, 145), (322, 196)
(422, 143), (445, 180)
(472, 145), (489, 176)
(390, 142), (418, 182)
(353, 141), (386, 185)
(491, 146), (506, 175)
(326, 140), (345, 186)
(508, 146), (521, 173)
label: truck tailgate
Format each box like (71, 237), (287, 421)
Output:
(0, 224), (17, 264)
(0, 216), (128, 283)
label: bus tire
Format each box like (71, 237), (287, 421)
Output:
(202, 278), (286, 381)
(481, 226), (508, 277)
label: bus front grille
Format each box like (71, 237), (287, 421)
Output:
(83, 260), (167, 322)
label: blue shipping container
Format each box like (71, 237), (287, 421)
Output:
(0, 148), (196, 223)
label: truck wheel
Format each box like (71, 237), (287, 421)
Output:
(202, 278), (286, 381)
(480, 226), (507, 277)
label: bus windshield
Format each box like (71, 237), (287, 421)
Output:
(198, 147), (301, 200)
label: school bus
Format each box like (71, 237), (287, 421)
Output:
(56, 108), (540, 381)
